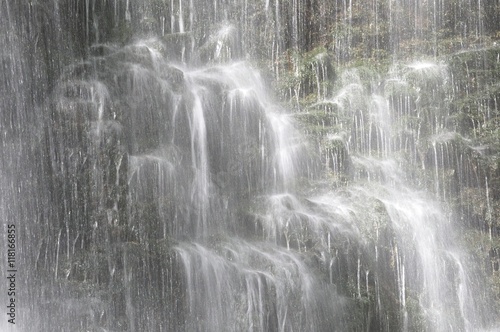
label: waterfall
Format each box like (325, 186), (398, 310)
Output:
(1, 1), (500, 331)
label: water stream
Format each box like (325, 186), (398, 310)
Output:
(1, 1), (499, 331)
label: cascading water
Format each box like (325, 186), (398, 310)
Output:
(2, 1), (500, 332)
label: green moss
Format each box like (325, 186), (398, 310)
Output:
(274, 46), (336, 104)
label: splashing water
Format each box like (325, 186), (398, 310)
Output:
(1, 1), (499, 332)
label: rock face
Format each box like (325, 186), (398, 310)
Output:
(1, 1), (500, 331)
